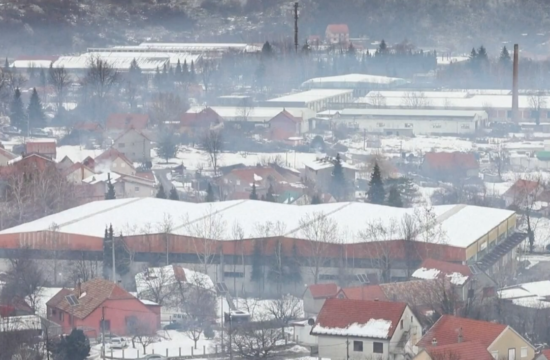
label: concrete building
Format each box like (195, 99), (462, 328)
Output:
(302, 74), (409, 95)
(311, 298), (421, 360)
(112, 129), (152, 163)
(0, 199), (525, 297)
(304, 156), (357, 194)
(317, 108), (488, 136)
(265, 89), (353, 112)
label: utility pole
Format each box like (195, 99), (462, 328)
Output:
(294, 2), (299, 53)
(101, 306), (106, 360)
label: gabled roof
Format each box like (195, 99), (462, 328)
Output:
(47, 278), (138, 319)
(339, 281), (431, 304)
(113, 127), (151, 143)
(226, 167), (285, 185)
(425, 341), (493, 360)
(541, 349), (550, 360)
(326, 24), (349, 34)
(0, 147), (16, 160)
(307, 283), (339, 299)
(106, 113), (149, 130)
(423, 152), (479, 171)
(412, 258), (472, 286)
(417, 315), (506, 349)
(26, 141), (56, 155)
(503, 179), (541, 199)
(337, 285), (387, 301)
(181, 107), (223, 127)
(62, 162), (95, 177)
(94, 148), (133, 168)
(270, 110), (301, 124)
(311, 298), (407, 339)
(74, 122), (103, 132)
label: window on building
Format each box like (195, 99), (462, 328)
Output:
(404, 123), (413, 128)
(400, 319), (404, 329)
(59, 312), (63, 321)
(521, 347), (528, 358)
(100, 319), (111, 331)
(492, 351), (499, 359)
(353, 341), (363, 352)
(373, 342), (383, 354)
(51, 308), (57, 316)
(118, 143), (125, 148)
(507, 110), (513, 118)
(224, 271), (244, 278)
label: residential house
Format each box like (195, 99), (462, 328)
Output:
(421, 152), (479, 181)
(105, 113), (149, 134)
(46, 278), (160, 336)
(180, 107), (223, 135)
(62, 162), (96, 184)
(412, 258), (496, 303)
(7, 153), (56, 172)
(536, 349), (550, 360)
(304, 156), (357, 194)
(73, 121), (103, 133)
(303, 283), (338, 316)
(414, 341), (494, 360)
(325, 24), (350, 45)
(269, 110), (303, 141)
(292, 318), (318, 346)
(220, 166), (285, 199)
(0, 148), (16, 166)
(25, 140), (57, 159)
(82, 172), (156, 199)
(503, 179), (543, 208)
(311, 298), (421, 360)
(112, 128), (152, 163)
(415, 315), (535, 360)
(0, 314), (48, 338)
(94, 148), (135, 176)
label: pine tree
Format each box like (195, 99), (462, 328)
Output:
(3, 58), (8, 70)
(102, 225), (130, 278)
(190, 61), (196, 82)
(287, 241), (302, 283)
(53, 328), (90, 360)
(182, 60), (189, 82)
(469, 47), (477, 60)
(311, 194), (322, 204)
(175, 59), (182, 78)
(499, 46), (511, 65)
(387, 186), (403, 207)
(205, 183), (215, 202)
(156, 184), (167, 199)
(329, 153), (347, 201)
(368, 162), (385, 204)
(250, 183), (259, 200)
(348, 43), (356, 56)
(10, 88), (26, 132)
(105, 173), (116, 200)
(262, 41), (273, 57)
(169, 187), (179, 200)
(265, 184), (275, 202)
(129, 58), (142, 83)
(27, 88), (45, 128)
(377, 40), (388, 55)
(477, 46), (488, 61)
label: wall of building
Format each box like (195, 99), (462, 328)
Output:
(390, 306), (422, 351)
(114, 132), (151, 162)
(465, 214), (516, 262)
(318, 335), (389, 360)
(294, 323), (318, 346)
(488, 328), (535, 360)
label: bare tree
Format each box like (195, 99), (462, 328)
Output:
(296, 213), (339, 284)
(84, 56), (119, 100)
(367, 91), (386, 108)
(135, 265), (177, 306)
(265, 294), (303, 336)
(185, 208), (226, 274)
(201, 60), (214, 94)
(156, 214), (174, 265)
(149, 92), (189, 126)
(401, 91), (431, 108)
(223, 318), (282, 360)
(68, 251), (99, 284)
(236, 97), (254, 122)
(48, 65), (72, 114)
(129, 319), (157, 354)
(201, 128), (223, 176)
(361, 219), (400, 283)
(528, 91), (547, 125)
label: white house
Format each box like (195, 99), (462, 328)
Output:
(311, 298), (421, 360)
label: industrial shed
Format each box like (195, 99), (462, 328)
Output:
(265, 89), (354, 112)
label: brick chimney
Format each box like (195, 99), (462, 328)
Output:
(432, 338), (437, 346)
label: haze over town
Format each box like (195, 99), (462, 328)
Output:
(3, 1), (550, 360)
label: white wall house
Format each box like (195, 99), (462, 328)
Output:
(311, 298), (421, 360)
(317, 108), (488, 136)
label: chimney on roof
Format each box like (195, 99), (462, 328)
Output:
(374, 298), (379, 301)
(432, 338), (437, 346)
(458, 327), (463, 343)
(76, 280), (82, 298)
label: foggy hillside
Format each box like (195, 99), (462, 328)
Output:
(2, 0), (550, 56)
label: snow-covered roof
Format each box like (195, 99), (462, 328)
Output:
(302, 73), (408, 88)
(0, 199), (516, 249)
(304, 156), (358, 171)
(318, 108), (488, 119)
(53, 53), (169, 71)
(498, 281), (550, 308)
(313, 319), (392, 338)
(86, 50), (202, 67)
(412, 268), (469, 285)
(267, 89), (353, 104)
(82, 172), (121, 185)
(187, 106), (316, 121)
(118, 42), (262, 53)
(11, 60), (53, 68)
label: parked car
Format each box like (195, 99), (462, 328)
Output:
(108, 337), (127, 349)
(2, 126), (20, 135)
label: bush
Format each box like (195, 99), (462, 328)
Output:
(204, 325), (215, 339)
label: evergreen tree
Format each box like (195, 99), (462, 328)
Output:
(249, 183), (259, 200)
(250, 241), (263, 283)
(499, 46), (511, 65)
(169, 187), (179, 200)
(385, 177), (419, 207)
(102, 225), (131, 278)
(39, 68), (46, 90)
(175, 59), (182, 78)
(377, 40), (388, 55)
(287, 241), (302, 283)
(156, 184), (167, 199)
(105, 173), (116, 200)
(469, 47), (477, 60)
(182, 60), (189, 82)
(3, 58), (8, 69)
(477, 45), (489, 62)
(53, 328), (90, 360)
(311, 194), (322, 204)
(205, 183), (215, 202)
(265, 184), (275, 202)
(387, 186), (403, 207)
(348, 43), (356, 56)
(367, 162), (385, 204)
(156, 130), (179, 163)
(190, 61), (196, 82)
(10, 88), (26, 131)
(129, 58), (142, 82)
(262, 41), (273, 57)
(27, 88), (45, 128)
(329, 153), (347, 201)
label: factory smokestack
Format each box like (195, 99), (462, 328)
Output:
(512, 44), (519, 122)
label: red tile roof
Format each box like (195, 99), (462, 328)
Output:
(26, 141), (56, 156)
(424, 152), (479, 171)
(307, 283), (338, 299)
(503, 179), (541, 199)
(106, 113), (149, 131)
(338, 285), (388, 301)
(416, 258), (472, 278)
(326, 24), (349, 34)
(62, 162), (95, 177)
(417, 315), (506, 349)
(47, 278), (137, 319)
(312, 298), (406, 339)
(541, 349), (550, 360)
(74, 122), (103, 132)
(181, 108), (223, 127)
(95, 148), (133, 167)
(226, 167), (285, 185)
(426, 341), (493, 360)
(270, 110), (301, 124)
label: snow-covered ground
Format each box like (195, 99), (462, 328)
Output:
(231, 297), (304, 322)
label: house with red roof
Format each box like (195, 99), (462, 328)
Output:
(311, 298), (421, 360)
(536, 349), (550, 360)
(105, 113), (149, 133)
(25, 140), (56, 159)
(325, 24), (350, 45)
(220, 166), (286, 199)
(94, 148), (135, 176)
(503, 179), (543, 208)
(415, 315), (534, 360)
(180, 107), (223, 135)
(47, 278), (160, 336)
(421, 152), (479, 180)
(303, 283), (339, 316)
(269, 110), (303, 141)
(112, 128), (152, 163)
(62, 162), (96, 184)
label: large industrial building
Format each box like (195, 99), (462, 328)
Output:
(0, 198), (525, 296)
(265, 89), (354, 112)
